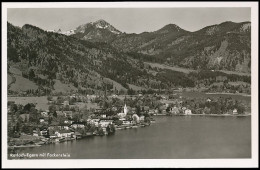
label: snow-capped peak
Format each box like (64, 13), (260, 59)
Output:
(46, 19), (121, 36)
(46, 29), (75, 36)
(83, 19), (121, 34)
(93, 19), (121, 34)
(46, 29), (56, 33)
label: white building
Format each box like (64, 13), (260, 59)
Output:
(71, 123), (85, 129)
(171, 106), (179, 115)
(184, 109), (192, 115)
(139, 116), (145, 122)
(132, 114), (140, 123)
(122, 120), (133, 125)
(41, 111), (48, 117)
(233, 109), (238, 115)
(63, 101), (69, 106)
(99, 120), (113, 128)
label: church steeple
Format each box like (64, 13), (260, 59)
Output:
(124, 104), (128, 115)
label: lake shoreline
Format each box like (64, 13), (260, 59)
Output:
(205, 92), (251, 97)
(154, 114), (251, 117)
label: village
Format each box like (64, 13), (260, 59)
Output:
(7, 92), (250, 148)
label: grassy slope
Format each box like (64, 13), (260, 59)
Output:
(145, 62), (195, 74)
(8, 74), (13, 85)
(8, 96), (49, 110)
(219, 70), (251, 76)
(53, 80), (77, 93)
(9, 75), (38, 92)
(127, 83), (147, 91)
(145, 62), (251, 77)
(104, 77), (127, 91)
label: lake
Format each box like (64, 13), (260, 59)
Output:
(13, 116), (251, 159)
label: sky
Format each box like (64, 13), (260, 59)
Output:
(7, 8), (250, 33)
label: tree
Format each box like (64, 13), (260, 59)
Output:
(56, 96), (64, 105)
(53, 111), (57, 118)
(28, 69), (35, 80)
(127, 88), (135, 95)
(24, 115), (28, 123)
(80, 105), (91, 120)
(48, 116), (53, 124)
(8, 124), (15, 137)
(47, 96), (53, 101)
(58, 115), (66, 124)
(86, 123), (96, 133)
(119, 89), (126, 95)
(166, 106), (171, 113)
(69, 97), (77, 105)
(97, 124), (104, 136)
(49, 104), (57, 113)
(24, 103), (36, 113)
(9, 103), (18, 113)
(29, 107), (39, 123)
(73, 112), (82, 122)
(136, 105), (141, 116)
(144, 116), (151, 124)
(237, 105), (246, 114)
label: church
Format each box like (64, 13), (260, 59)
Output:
(117, 104), (128, 118)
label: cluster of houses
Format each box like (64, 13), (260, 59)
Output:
(26, 102), (240, 144)
(25, 103), (148, 143)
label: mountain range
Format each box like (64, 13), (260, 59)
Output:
(51, 19), (250, 72)
(7, 19), (251, 94)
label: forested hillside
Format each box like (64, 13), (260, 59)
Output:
(7, 21), (251, 95)
(7, 22), (192, 95)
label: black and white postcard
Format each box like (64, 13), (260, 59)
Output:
(1, 1), (258, 168)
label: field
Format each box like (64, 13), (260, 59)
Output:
(75, 102), (100, 110)
(211, 81), (250, 87)
(219, 70), (251, 76)
(228, 81), (250, 86)
(8, 95), (101, 111)
(9, 66), (22, 76)
(53, 80), (77, 93)
(8, 96), (50, 111)
(9, 75), (38, 92)
(127, 83), (146, 91)
(145, 62), (195, 74)
(8, 74), (13, 85)
(145, 62), (251, 77)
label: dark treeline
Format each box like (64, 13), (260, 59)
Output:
(189, 70), (251, 83)
(126, 52), (165, 63)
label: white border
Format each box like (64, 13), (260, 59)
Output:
(2, 2), (258, 168)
